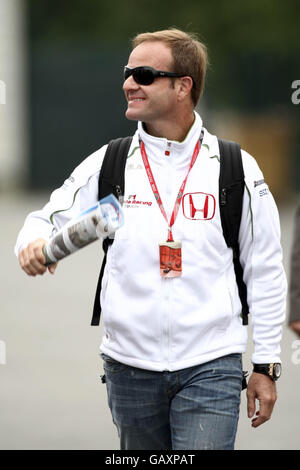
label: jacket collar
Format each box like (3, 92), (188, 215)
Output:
(136, 112), (204, 167)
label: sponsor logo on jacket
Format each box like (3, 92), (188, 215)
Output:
(182, 192), (216, 220)
(124, 194), (152, 208)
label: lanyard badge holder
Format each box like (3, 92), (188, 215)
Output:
(159, 239), (182, 278)
(140, 133), (202, 278)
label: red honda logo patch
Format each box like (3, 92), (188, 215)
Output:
(182, 192), (216, 220)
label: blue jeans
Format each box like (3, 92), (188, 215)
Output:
(101, 353), (243, 450)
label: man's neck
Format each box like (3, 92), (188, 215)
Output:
(144, 112), (195, 142)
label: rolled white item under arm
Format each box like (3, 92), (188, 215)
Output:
(43, 194), (123, 265)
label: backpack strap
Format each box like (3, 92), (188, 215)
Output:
(218, 138), (249, 325)
(91, 136), (133, 326)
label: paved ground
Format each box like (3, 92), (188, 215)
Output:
(0, 191), (299, 450)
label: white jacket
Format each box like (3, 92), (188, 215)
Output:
(15, 112), (287, 371)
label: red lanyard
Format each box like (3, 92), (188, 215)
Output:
(140, 139), (201, 242)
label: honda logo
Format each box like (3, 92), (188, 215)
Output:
(182, 192), (215, 220)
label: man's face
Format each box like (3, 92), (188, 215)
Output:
(123, 41), (179, 125)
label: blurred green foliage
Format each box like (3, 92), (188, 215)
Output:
(28, 0), (300, 110)
(28, 0), (299, 55)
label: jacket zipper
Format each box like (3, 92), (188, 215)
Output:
(162, 278), (172, 368)
(162, 154), (173, 368)
(165, 141), (171, 156)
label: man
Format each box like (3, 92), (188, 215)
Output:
(15, 28), (287, 450)
(289, 203), (300, 337)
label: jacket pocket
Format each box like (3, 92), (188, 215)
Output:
(227, 284), (235, 316)
(100, 264), (111, 305)
(215, 274), (235, 332)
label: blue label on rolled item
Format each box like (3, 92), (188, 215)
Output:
(77, 194), (124, 228)
(79, 204), (98, 217)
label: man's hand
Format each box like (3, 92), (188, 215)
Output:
(18, 238), (57, 276)
(289, 321), (300, 337)
(246, 372), (277, 428)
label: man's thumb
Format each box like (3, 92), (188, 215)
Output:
(48, 263), (58, 275)
(247, 390), (256, 418)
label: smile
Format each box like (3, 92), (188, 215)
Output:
(129, 98), (145, 103)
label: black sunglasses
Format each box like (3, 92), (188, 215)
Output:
(124, 66), (185, 86)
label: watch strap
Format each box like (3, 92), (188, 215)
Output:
(253, 363), (281, 381)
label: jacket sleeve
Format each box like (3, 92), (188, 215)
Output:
(14, 145), (107, 257)
(289, 204), (300, 323)
(238, 150), (287, 364)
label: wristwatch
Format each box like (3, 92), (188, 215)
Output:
(253, 363), (282, 381)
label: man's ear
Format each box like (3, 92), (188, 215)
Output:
(177, 76), (194, 102)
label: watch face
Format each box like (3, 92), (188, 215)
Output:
(273, 363), (282, 379)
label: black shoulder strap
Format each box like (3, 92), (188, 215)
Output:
(218, 138), (249, 325)
(98, 136), (133, 201)
(91, 136), (133, 326)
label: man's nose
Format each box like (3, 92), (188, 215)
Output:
(123, 74), (139, 91)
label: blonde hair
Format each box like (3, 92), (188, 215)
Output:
(132, 28), (208, 107)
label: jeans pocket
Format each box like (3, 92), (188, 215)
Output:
(101, 353), (128, 374)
